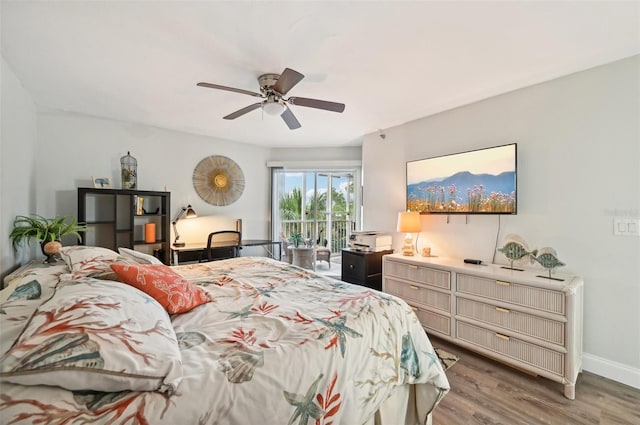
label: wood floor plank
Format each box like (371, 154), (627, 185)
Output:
(430, 336), (640, 425)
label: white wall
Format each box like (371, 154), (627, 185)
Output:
(0, 57), (38, 275)
(34, 111), (272, 243)
(362, 55), (640, 386)
(269, 146), (362, 162)
(2, 101), (364, 270)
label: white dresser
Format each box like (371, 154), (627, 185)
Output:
(382, 254), (584, 399)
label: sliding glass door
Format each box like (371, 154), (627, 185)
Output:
(272, 168), (360, 255)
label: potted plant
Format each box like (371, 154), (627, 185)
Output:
(10, 214), (87, 263)
(289, 232), (304, 248)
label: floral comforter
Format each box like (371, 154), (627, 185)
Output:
(0, 257), (449, 424)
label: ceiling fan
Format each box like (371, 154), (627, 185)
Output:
(197, 68), (345, 130)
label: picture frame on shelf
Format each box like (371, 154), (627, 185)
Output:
(92, 176), (111, 188)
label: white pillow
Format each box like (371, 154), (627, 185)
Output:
(118, 247), (164, 265)
(58, 245), (124, 280)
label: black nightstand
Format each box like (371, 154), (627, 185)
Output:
(341, 249), (394, 291)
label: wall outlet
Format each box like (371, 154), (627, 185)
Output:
(613, 217), (640, 236)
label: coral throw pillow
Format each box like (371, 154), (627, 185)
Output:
(110, 264), (211, 314)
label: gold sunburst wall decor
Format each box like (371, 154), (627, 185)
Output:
(192, 155), (245, 206)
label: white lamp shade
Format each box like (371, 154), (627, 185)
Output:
(397, 211), (422, 233)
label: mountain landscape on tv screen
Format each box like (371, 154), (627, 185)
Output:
(407, 170), (516, 213)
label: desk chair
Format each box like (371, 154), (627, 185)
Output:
(200, 230), (242, 262)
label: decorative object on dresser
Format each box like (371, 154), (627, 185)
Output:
(397, 211), (421, 256)
(192, 155), (245, 206)
(382, 254), (584, 399)
(532, 247), (566, 281)
(9, 215), (87, 264)
(77, 188), (171, 264)
(497, 233), (537, 271)
(342, 248), (394, 290)
(172, 205), (197, 247)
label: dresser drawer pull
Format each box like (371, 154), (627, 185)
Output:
(495, 333), (510, 341)
(410, 306), (418, 312)
(495, 307), (510, 313)
(409, 285), (420, 290)
(496, 280), (511, 286)
(408, 265), (418, 270)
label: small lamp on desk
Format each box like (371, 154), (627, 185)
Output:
(397, 211), (421, 256)
(172, 205), (197, 247)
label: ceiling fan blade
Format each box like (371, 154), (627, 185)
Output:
(223, 102), (263, 120)
(281, 106), (301, 130)
(197, 82), (264, 98)
(288, 97), (345, 113)
(273, 68), (304, 96)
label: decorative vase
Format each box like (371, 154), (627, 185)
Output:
(41, 241), (62, 264)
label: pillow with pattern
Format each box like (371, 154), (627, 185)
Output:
(58, 245), (135, 280)
(0, 279), (183, 393)
(110, 264), (211, 314)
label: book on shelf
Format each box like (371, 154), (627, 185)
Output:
(136, 196), (144, 215)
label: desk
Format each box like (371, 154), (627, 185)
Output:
(171, 240), (282, 265)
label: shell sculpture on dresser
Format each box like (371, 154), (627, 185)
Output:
(533, 247), (566, 281)
(497, 234), (537, 270)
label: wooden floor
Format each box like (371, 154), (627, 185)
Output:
(430, 336), (640, 425)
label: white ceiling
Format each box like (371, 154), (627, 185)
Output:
(2, 1), (639, 148)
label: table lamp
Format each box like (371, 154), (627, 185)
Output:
(172, 205), (197, 247)
(397, 211), (421, 256)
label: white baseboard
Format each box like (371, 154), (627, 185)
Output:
(583, 352), (640, 389)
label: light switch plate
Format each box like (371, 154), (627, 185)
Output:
(613, 217), (640, 236)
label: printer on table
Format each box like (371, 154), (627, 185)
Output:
(348, 231), (392, 252)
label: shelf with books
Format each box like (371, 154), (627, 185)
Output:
(77, 188), (171, 264)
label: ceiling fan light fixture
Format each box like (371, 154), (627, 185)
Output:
(263, 100), (286, 116)
(198, 67), (345, 129)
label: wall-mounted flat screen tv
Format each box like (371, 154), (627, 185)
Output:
(406, 143), (517, 214)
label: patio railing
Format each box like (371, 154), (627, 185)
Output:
(281, 219), (352, 254)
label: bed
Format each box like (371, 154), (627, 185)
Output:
(0, 246), (449, 424)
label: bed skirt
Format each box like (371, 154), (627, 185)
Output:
(364, 383), (443, 425)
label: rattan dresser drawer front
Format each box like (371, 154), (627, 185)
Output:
(386, 278), (451, 312)
(456, 297), (565, 345)
(385, 261), (451, 289)
(457, 321), (564, 376)
(457, 274), (565, 315)
(410, 305), (451, 336)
